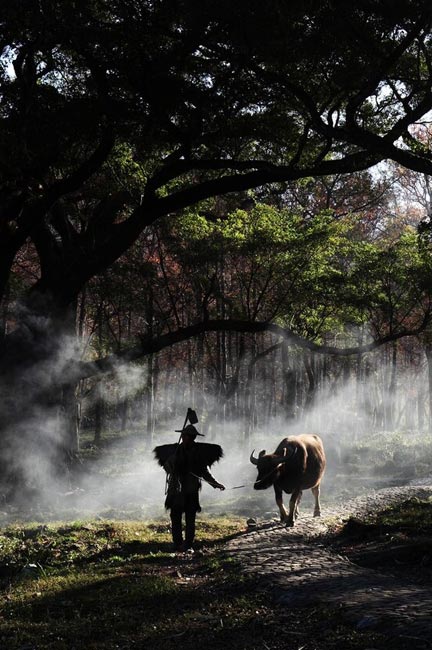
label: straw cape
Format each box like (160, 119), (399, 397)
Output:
(153, 442), (223, 469)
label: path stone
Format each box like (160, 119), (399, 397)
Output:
(225, 484), (432, 643)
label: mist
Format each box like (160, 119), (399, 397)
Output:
(1, 342), (431, 527)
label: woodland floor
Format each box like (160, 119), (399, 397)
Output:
(1, 429), (432, 648)
(1, 488), (432, 649)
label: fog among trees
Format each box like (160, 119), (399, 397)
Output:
(2, 1), (432, 497)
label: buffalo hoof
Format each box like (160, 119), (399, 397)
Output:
(313, 510), (321, 517)
(285, 519), (294, 527)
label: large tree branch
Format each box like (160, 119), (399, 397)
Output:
(140, 150), (383, 217)
(74, 315), (430, 381)
(72, 148), (382, 284)
(18, 133), (115, 235)
(335, 121), (432, 175)
(149, 157), (289, 189)
(0, 134), (117, 302)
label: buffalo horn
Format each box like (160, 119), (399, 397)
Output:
(250, 450), (258, 465)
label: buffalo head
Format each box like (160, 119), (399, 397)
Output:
(250, 446), (296, 490)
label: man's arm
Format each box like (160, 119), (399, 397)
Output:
(200, 467), (225, 490)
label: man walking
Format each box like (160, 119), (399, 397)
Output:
(154, 422), (225, 552)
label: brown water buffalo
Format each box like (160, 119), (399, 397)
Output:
(250, 434), (326, 526)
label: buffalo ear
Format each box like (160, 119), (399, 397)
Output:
(259, 449), (266, 458)
(274, 446), (297, 464)
(282, 446), (297, 461)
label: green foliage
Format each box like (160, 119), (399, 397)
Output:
(159, 204), (430, 344)
(103, 143), (148, 198)
(1, 0), (432, 355)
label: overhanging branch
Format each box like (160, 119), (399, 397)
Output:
(75, 316), (430, 381)
(139, 150), (383, 218)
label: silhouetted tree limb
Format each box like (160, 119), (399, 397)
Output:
(76, 314), (431, 381)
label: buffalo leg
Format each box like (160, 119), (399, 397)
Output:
(287, 488), (302, 526)
(294, 490), (302, 519)
(274, 485), (288, 522)
(312, 485), (321, 517)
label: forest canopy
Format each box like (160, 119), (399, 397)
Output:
(2, 0), (432, 306)
(1, 0), (432, 485)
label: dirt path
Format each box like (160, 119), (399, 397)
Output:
(225, 485), (432, 644)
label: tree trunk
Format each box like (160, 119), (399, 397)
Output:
(119, 395), (129, 432)
(386, 342), (398, 430)
(145, 354), (156, 444)
(244, 337), (258, 439)
(281, 342), (297, 419)
(304, 352), (316, 410)
(94, 379), (104, 444)
(425, 341), (432, 433)
(61, 382), (80, 456)
(93, 305), (105, 443)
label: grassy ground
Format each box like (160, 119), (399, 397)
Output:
(1, 501), (431, 650)
(329, 496), (432, 585)
(0, 517), (247, 649)
(1, 428), (432, 649)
